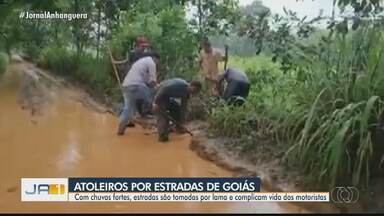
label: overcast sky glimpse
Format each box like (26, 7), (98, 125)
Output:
(239, 0), (340, 18)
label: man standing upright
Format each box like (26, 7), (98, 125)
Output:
(198, 38), (226, 96)
(112, 36), (151, 79)
(117, 53), (160, 136)
(128, 36), (151, 64)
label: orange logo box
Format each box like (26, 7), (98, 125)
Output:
(48, 184), (65, 195)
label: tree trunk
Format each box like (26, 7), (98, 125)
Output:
(197, 0), (203, 40)
(96, 1), (102, 60)
(54, 20), (60, 47)
(73, 0), (81, 57)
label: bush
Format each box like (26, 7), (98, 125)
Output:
(75, 54), (118, 98)
(109, 7), (198, 81)
(37, 46), (121, 102)
(0, 52), (9, 75)
(23, 43), (43, 61)
(207, 100), (256, 138)
(37, 46), (77, 75)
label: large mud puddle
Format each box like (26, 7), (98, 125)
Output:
(0, 61), (308, 213)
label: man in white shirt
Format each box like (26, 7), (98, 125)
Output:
(117, 53), (160, 135)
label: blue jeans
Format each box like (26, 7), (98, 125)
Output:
(118, 85), (152, 132)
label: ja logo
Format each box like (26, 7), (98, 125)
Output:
(21, 178), (68, 201)
(330, 186), (359, 204)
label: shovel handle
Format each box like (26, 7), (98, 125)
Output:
(107, 46), (122, 86)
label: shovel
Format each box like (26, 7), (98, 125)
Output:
(157, 108), (193, 137)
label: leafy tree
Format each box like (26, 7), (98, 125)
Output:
(110, 4), (197, 80)
(188, 0), (240, 40)
(71, 0), (93, 56)
(237, 0), (270, 54)
(337, 0), (383, 14)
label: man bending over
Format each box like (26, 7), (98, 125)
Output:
(152, 78), (201, 142)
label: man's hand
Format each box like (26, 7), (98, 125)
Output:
(205, 76), (218, 83)
(112, 59), (128, 64)
(152, 103), (159, 112)
(175, 126), (188, 134)
(154, 83), (159, 90)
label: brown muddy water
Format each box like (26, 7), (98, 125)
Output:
(0, 61), (309, 213)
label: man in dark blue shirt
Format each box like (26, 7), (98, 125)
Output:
(217, 68), (250, 106)
(152, 78), (202, 142)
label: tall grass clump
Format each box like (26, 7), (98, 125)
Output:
(208, 24), (384, 189)
(207, 54), (295, 139)
(208, 100), (257, 137)
(282, 26), (384, 188)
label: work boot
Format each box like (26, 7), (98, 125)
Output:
(169, 124), (176, 132)
(175, 126), (187, 134)
(117, 124), (126, 136)
(158, 133), (169, 142)
(126, 121), (135, 127)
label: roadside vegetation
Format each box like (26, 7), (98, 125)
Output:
(0, 52), (8, 75)
(208, 26), (384, 189)
(1, 0), (383, 191)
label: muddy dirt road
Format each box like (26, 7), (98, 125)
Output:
(0, 60), (309, 213)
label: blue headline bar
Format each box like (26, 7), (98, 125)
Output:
(68, 177), (260, 193)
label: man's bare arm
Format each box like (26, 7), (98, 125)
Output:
(112, 58), (129, 64)
(198, 55), (203, 71)
(204, 75), (218, 83)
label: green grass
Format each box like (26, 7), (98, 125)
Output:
(37, 46), (121, 102)
(207, 26), (384, 190)
(207, 54), (294, 141)
(0, 52), (8, 75)
(228, 55), (281, 74)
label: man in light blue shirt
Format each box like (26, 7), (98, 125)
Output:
(117, 53), (160, 135)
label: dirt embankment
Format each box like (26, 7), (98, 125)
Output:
(12, 58), (111, 119)
(187, 119), (384, 213)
